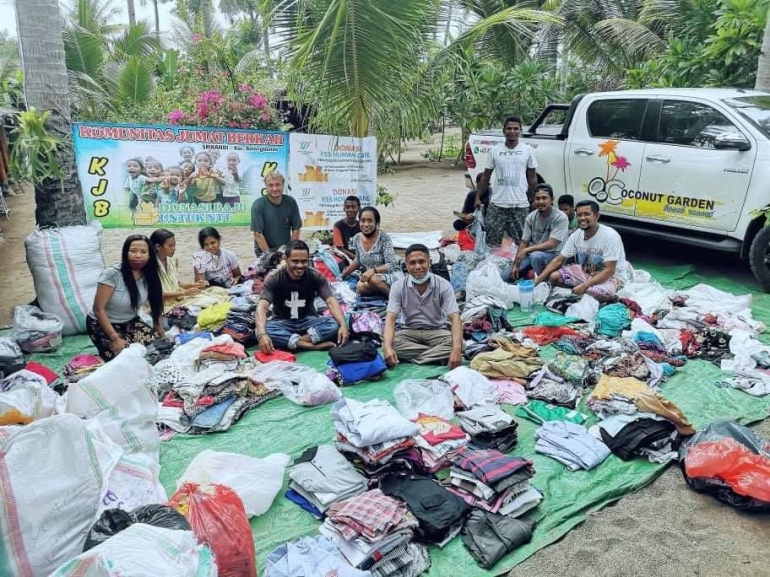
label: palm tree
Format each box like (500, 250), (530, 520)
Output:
(15, 0), (87, 227)
(757, 18), (770, 92)
(64, 0), (165, 118)
(271, 0), (559, 138)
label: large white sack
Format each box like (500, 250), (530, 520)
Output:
(99, 452), (167, 514)
(0, 414), (122, 577)
(68, 344), (158, 459)
(0, 369), (65, 425)
(25, 222), (105, 335)
(49, 524), (217, 577)
(177, 449), (291, 517)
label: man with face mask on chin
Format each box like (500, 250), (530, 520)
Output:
(382, 244), (463, 369)
(256, 240), (349, 352)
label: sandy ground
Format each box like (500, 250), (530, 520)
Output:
(1, 134), (769, 574)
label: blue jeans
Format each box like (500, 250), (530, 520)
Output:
(266, 315), (340, 350)
(520, 250), (559, 275)
(502, 250), (559, 281)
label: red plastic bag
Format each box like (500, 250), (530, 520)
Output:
(169, 482), (256, 577)
(684, 438), (770, 502)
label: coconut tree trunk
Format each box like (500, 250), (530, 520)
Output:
(201, 0), (214, 38)
(263, 19), (272, 76)
(152, 0), (161, 37)
(127, 0), (137, 27)
(15, 0), (86, 228)
(757, 18), (770, 92)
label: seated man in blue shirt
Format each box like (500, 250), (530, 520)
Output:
(382, 244), (463, 368)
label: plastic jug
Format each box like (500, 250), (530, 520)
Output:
(519, 280), (535, 312)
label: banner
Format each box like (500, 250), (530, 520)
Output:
(72, 122), (289, 228)
(289, 133), (377, 230)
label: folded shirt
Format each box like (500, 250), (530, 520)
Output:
(332, 398), (420, 448)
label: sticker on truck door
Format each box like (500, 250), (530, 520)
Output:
(584, 140), (636, 215)
(585, 139), (722, 224)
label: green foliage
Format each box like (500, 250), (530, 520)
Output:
(445, 58), (560, 134)
(376, 184), (397, 207)
(9, 109), (65, 186)
(626, 0), (769, 88)
(421, 134), (463, 163)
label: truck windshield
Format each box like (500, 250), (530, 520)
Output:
(723, 96), (770, 139)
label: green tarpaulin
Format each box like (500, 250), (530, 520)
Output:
(13, 251), (770, 576)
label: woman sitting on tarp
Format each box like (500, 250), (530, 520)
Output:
(87, 234), (164, 360)
(151, 229), (208, 310)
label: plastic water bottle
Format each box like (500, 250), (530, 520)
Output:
(519, 280), (535, 312)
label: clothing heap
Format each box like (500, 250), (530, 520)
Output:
(332, 398), (421, 478)
(220, 296), (258, 344)
(456, 403), (519, 453)
(412, 414), (469, 472)
(286, 444), (369, 519)
(157, 337), (280, 435)
(164, 305), (199, 331)
(196, 301), (232, 333)
(247, 250), (284, 295)
(444, 448), (542, 518)
(318, 488), (432, 575)
(460, 296), (512, 343)
(62, 354), (104, 385)
(469, 336), (544, 380)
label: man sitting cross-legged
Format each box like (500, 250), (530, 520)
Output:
(256, 240), (349, 352)
(382, 244), (463, 369)
(534, 200), (630, 302)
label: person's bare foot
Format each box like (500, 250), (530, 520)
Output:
(296, 340), (335, 351)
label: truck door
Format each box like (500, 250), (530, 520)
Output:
(635, 99), (755, 232)
(567, 97), (650, 218)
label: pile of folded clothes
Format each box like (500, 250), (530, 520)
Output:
(444, 448), (542, 517)
(197, 301), (232, 333)
(534, 420), (611, 471)
(62, 354), (104, 385)
(163, 363), (279, 434)
(318, 489), (431, 575)
(332, 398), (420, 478)
(412, 414), (469, 473)
(165, 305), (198, 331)
(456, 404), (519, 453)
(221, 296), (257, 344)
(197, 339), (247, 371)
(286, 444), (368, 519)
(461, 510), (534, 569)
(380, 472), (471, 546)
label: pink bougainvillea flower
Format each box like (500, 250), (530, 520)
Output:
(192, 33), (202, 43)
(260, 112), (271, 122)
(241, 121), (250, 129)
(168, 110), (185, 124)
(612, 155), (631, 171)
(239, 84), (251, 93)
(229, 121), (238, 128)
(249, 94), (268, 109)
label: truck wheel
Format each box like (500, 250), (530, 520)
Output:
(749, 226), (770, 291)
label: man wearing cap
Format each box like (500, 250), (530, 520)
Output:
(507, 183), (569, 281)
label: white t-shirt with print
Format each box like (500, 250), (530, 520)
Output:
(560, 224), (629, 283)
(484, 141), (538, 208)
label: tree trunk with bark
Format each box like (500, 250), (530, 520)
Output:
(127, 0), (137, 27)
(15, 0), (86, 228)
(152, 0), (161, 37)
(757, 18), (770, 92)
(263, 18), (272, 76)
(201, 0), (214, 38)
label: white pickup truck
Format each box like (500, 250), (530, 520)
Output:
(464, 88), (770, 289)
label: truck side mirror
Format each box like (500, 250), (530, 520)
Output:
(714, 132), (751, 151)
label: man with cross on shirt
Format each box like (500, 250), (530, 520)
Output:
(256, 240), (349, 352)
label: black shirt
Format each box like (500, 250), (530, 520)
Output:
(260, 268), (333, 319)
(333, 219), (361, 252)
(461, 187), (490, 214)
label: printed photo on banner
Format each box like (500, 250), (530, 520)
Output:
(73, 123), (289, 228)
(289, 133), (377, 230)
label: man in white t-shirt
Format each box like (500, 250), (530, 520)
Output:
(475, 116), (538, 246)
(534, 200), (630, 301)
